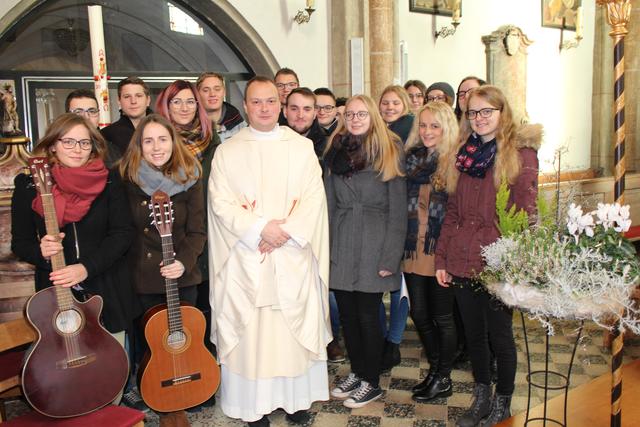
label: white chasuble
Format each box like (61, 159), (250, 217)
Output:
(208, 126), (331, 421)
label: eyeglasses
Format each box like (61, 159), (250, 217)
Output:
(58, 138), (93, 150)
(275, 82), (298, 90)
(408, 93), (424, 100)
(70, 108), (99, 116)
(344, 111), (369, 121)
(316, 105), (336, 113)
(169, 98), (198, 109)
(457, 90), (471, 99)
(465, 108), (500, 120)
(427, 95), (447, 102)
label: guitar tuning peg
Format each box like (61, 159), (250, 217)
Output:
(148, 212), (154, 217)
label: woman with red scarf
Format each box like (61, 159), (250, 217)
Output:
(11, 113), (137, 371)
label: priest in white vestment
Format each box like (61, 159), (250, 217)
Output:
(208, 76), (331, 426)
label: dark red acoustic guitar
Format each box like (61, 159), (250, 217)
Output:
(138, 190), (220, 412)
(22, 157), (129, 418)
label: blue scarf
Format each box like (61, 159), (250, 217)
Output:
(455, 133), (497, 178)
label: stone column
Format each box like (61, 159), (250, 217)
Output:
(368, 0), (394, 99)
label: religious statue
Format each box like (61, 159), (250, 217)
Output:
(0, 84), (22, 136)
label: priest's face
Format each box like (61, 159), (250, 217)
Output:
(244, 81), (280, 132)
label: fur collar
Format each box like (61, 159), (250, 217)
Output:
(515, 123), (543, 151)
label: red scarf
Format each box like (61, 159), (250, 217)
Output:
(32, 159), (108, 227)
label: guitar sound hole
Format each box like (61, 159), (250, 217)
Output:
(55, 309), (82, 334)
(167, 331), (186, 349)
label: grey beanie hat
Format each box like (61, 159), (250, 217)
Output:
(426, 82), (455, 100)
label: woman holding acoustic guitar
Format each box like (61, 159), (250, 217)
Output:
(119, 113), (208, 427)
(11, 113), (137, 409)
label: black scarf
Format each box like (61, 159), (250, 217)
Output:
(455, 133), (497, 178)
(324, 133), (367, 177)
(404, 146), (448, 257)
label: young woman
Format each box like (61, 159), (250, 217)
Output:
(425, 82), (456, 107)
(454, 76), (486, 121)
(11, 113), (137, 401)
(324, 95), (407, 408)
(435, 86), (540, 426)
(377, 85), (413, 371)
(119, 113), (205, 426)
(404, 80), (427, 113)
(403, 102), (458, 403)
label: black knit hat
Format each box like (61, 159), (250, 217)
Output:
(426, 82), (455, 101)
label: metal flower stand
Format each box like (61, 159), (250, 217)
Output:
(520, 312), (584, 426)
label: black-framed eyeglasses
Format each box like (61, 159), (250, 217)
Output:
(427, 95), (447, 102)
(316, 105), (336, 113)
(345, 111), (369, 121)
(58, 138), (93, 150)
(465, 108), (500, 120)
(275, 82), (298, 90)
(70, 108), (99, 116)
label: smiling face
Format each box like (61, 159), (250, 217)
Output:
(244, 81), (280, 132)
(53, 124), (92, 168)
(198, 76), (224, 112)
(119, 84), (150, 120)
(315, 94), (337, 127)
(418, 109), (443, 149)
(468, 96), (501, 142)
(275, 73), (299, 104)
(345, 99), (371, 136)
(379, 91), (404, 124)
(406, 85), (425, 112)
(169, 88), (198, 126)
(141, 121), (173, 168)
(284, 93), (316, 134)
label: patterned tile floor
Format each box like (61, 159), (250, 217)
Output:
(5, 315), (640, 426)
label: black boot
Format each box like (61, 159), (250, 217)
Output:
(381, 340), (401, 372)
(455, 383), (492, 427)
(285, 409), (311, 425)
(412, 374), (452, 402)
(412, 328), (439, 392)
(411, 364), (437, 393)
(480, 394), (512, 426)
(248, 415), (270, 427)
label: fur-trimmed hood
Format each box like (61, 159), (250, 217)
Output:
(515, 123), (543, 151)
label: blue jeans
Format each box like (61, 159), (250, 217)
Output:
(329, 290), (341, 340)
(379, 289), (409, 344)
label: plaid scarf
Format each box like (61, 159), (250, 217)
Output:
(455, 133), (497, 178)
(404, 146), (448, 257)
(324, 133), (367, 177)
(177, 119), (210, 161)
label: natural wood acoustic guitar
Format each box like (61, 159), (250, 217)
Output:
(21, 157), (129, 418)
(138, 190), (220, 412)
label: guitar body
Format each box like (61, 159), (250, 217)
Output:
(22, 287), (129, 418)
(139, 302), (220, 412)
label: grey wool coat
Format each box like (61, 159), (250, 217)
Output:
(325, 168), (407, 293)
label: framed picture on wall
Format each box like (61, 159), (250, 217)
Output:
(542, 0), (581, 30)
(409, 0), (458, 17)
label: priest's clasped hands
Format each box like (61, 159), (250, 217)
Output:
(259, 219), (290, 254)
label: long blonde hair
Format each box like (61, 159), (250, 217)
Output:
(378, 85), (412, 118)
(119, 114), (202, 185)
(405, 102), (459, 191)
(326, 94), (404, 181)
(443, 85), (520, 193)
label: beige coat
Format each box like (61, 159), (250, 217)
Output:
(208, 127), (331, 365)
(402, 184), (436, 277)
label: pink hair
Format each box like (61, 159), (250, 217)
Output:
(155, 79), (212, 142)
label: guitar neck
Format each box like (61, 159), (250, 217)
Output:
(161, 235), (182, 333)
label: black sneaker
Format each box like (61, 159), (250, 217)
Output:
(285, 409), (311, 424)
(330, 373), (361, 398)
(120, 388), (150, 413)
(343, 381), (383, 408)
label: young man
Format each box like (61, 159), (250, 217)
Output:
(313, 87), (339, 135)
(65, 89), (100, 128)
(274, 68), (299, 125)
(196, 72), (247, 143)
(284, 87), (328, 160)
(208, 76), (330, 427)
(100, 76), (151, 153)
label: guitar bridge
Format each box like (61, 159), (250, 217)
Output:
(56, 354), (96, 369)
(160, 373), (202, 387)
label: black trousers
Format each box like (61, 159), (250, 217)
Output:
(334, 290), (384, 387)
(453, 277), (516, 395)
(405, 273), (456, 376)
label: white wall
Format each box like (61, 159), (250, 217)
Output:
(227, 0), (331, 90)
(398, 1), (595, 173)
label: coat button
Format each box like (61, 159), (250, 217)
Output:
(146, 252), (152, 258)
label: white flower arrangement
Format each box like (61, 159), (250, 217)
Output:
(482, 183), (640, 335)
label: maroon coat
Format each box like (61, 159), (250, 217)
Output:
(435, 147), (539, 278)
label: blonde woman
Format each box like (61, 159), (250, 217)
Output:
(435, 86), (541, 426)
(379, 85), (414, 143)
(402, 102), (459, 403)
(324, 95), (407, 408)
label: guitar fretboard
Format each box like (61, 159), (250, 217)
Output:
(161, 235), (183, 334)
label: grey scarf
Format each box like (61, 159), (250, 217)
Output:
(137, 160), (199, 196)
